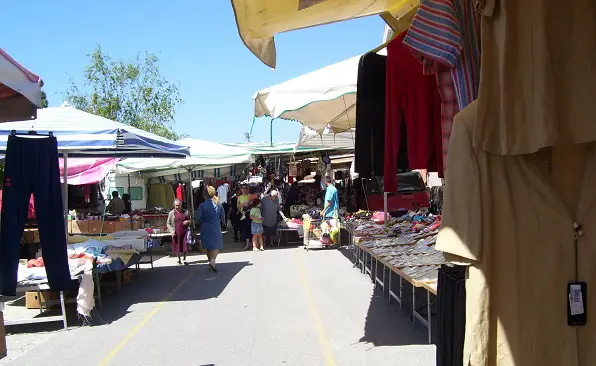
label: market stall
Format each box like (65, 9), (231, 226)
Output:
(0, 102), (190, 332)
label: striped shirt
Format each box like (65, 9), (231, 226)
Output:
(402, 0), (481, 110)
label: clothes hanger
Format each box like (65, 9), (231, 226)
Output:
(11, 130), (53, 137)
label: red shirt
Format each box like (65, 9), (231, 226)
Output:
(384, 33), (443, 192)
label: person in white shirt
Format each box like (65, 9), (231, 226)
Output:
(217, 181), (230, 227)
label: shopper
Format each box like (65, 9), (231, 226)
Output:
(238, 185), (252, 250)
(229, 187), (242, 242)
(196, 186), (225, 272)
(217, 180), (230, 228)
(167, 198), (190, 265)
(322, 176), (339, 219)
(261, 190), (281, 247)
(250, 198), (265, 251)
(106, 191), (126, 215)
(121, 193), (132, 215)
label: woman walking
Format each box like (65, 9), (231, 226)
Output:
(250, 198), (265, 251)
(196, 186), (225, 272)
(167, 198), (190, 265)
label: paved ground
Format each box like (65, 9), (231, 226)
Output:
(1, 234), (436, 366)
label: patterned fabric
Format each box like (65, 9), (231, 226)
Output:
(435, 62), (459, 173)
(402, 0), (481, 110)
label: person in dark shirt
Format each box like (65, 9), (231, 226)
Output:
(229, 187), (242, 242)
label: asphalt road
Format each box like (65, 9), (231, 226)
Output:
(1, 237), (436, 366)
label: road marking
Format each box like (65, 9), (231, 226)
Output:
(294, 250), (338, 366)
(98, 267), (197, 366)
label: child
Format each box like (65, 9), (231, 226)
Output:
(250, 198), (264, 251)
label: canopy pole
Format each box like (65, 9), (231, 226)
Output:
(128, 174), (133, 230)
(188, 168), (194, 227)
(249, 116), (256, 136)
(270, 118), (275, 147)
(62, 152), (68, 235)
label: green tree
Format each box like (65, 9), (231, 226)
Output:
(66, 45), (183, 140)
(40, 90), (48, 108)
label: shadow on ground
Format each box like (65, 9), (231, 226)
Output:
(336, 246), (436, 347)
(5, 259), (252, 335)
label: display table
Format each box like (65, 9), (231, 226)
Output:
(276, 228), (303, 247)
(352, 236), (441, 344)
(2, 282), (68, 330)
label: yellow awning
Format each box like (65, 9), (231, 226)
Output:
(230, 0), (420, 68)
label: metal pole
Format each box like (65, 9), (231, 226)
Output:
(62, 152), (68, 234)
(188, 168), (194, 227)
(127, 174), (133, 230)
(384, 191), (388, 225)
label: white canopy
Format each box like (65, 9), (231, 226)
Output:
(253, 55), (360, 133)
(116, 137), (252, 173)
(296, 126), (355, 151)
(0, 48), (43, 122)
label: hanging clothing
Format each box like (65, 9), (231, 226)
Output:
(473, 0), (596, 155)
(176, 183), (183, 201)
(403, 0), (481, 111)
(384, 32), (443, 193)
(354, 52), (387, 178)
(435, 64), (460, 174)
(0, 135), (72, 296)
(436, 264), (466, 366)
(437, 100), (596, 366)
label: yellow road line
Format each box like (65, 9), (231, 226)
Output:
(294, 250), (338, 366)
(98, 268), (197, 366)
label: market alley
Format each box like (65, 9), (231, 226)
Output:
(1, 240), (435, 366)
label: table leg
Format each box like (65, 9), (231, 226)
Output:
(59, 291), (68, 330)
(36, 289), (43, 315)
(94, 270), (102, 308)
(399, 277), (403, 312)
(427, 290), (432, 344)
(388, 271), (392, 304)
(412, 285), (416, 325)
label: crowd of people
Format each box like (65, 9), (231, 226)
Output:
(130, 176), (340, 273)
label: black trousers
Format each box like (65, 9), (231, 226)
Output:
(0, 136), (71, 296)
(222, 202), (229, 226)
(436, 264), (466, 366)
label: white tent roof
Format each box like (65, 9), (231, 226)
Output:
(116, 137), (252, 173)
(296, 126), (355, 151)
(253, 55), (360, 133)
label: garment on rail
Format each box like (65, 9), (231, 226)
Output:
(0, 135), (72, 296)
(437, 100), (596, 366)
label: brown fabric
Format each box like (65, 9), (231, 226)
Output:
(473, 0), (596, 155)
(437, 100), (596, 366)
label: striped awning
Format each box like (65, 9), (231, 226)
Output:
(0, 102), (190, 158)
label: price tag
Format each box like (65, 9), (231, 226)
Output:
(569, 284), (585, 315)
(568, 282), (587, 326)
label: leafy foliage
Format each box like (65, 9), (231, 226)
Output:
(66, 45), (183, 140)
(40, 90), (48, 108)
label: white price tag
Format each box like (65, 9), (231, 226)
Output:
(569, 284), (585, 316)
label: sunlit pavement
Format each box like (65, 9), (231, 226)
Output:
(1, 234), (435, 366)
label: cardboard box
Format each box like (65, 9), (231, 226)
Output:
(25, 291), (59, 309)
(102, 221), (115, 233)
(70, 220), (89, 234)
(132, 219), (145, 230)
(114, 220), (132, 232)
(22, 229), (40, 244)
(88, 220), (103, 234)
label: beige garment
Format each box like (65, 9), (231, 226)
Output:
(437, 100), (596, 366)
(473, 0), (596, 155)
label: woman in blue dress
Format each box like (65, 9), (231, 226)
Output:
(196, 186), (225, 272)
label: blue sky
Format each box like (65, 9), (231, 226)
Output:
(4, 1), (384, 143)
